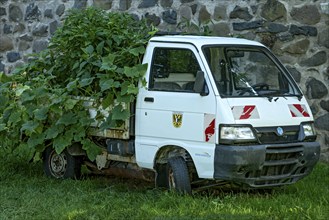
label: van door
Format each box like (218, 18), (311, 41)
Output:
(135, 42), (217, 174)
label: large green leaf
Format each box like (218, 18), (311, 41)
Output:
(8, 111), (22, 126)
(53, 134), (72, 154)
(21, 121), (39, 134)
(0, 72), (12, 83)
(83, 45), (94, 55)
(100, 54), (116, 71)
(15, 85), (30, 96)
(81, 139), (101, 161)
(0, 123), (7, 132)
(99, 78), (114, 92)
(27, 133), (45, 148)
(45, 125), (63, 139)
(79, 77), (95, 87)
(56, 112), (77, 126)
(111, 105), (130, 120)
(64, 99), (79, 110)
(34, 107), (48, 121)
(66, 80), (78, 92)
(128, 46), (145, 56)
(102, 93), (114, 109)
(96, 41), (105, 54)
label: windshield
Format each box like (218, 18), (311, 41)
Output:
(202, 46), (302, 99)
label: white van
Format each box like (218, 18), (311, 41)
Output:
(44, 35), (320, 194)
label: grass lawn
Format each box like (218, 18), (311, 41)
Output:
(0, 147), (328, 220)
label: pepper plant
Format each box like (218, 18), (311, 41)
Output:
(0, 8), (156, 161)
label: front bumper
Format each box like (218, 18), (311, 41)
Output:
(214, 142), (320, 188)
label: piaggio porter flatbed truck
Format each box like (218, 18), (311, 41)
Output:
(43, 35), (320, 193)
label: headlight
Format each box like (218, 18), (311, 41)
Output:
(302, 123), (316, 137)
(220, 125), (257, 144)
(299, 122), (317, 142)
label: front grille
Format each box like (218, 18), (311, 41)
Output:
(256, 126), (300, 144)
(247, 145), (305, 186)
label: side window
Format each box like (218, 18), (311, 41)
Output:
(149, 47), (201, 92)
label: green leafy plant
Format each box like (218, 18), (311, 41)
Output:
(0, 8), (156, 162)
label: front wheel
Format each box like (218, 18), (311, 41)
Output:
(43, 147), (82, 179)
(166, 157), (192, 194)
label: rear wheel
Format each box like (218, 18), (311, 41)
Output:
(43, 147), (82, 179)
(166, 157), (192, 194)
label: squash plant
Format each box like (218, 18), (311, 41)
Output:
(0, 8), (156, 161)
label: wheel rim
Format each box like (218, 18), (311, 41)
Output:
(168, 167), (176, 190)
(49, 150), (67, 178)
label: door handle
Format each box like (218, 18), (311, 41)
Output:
(144, 97), (154, 102)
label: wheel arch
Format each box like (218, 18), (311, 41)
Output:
(153, 144), (197, 188)
(153, 145), (193, 166)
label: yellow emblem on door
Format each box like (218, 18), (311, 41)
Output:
(173, 113), (183, 128)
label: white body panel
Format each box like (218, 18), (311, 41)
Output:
(225, 97), (313, 127)
(135, 42), (217, 178)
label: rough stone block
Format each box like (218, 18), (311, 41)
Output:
(300, 51), (327, 67)
(32, 40), (49, 53)
(32, 24), (48, 37)
(0, 61), (5, 73)
(119, 0), (132, 11)
(291, 5), (321, 25)
(214, 5), (227, 20)
(145, 13), (161, 26)
(320, 100), (329, 112)
(0, 7), (6, 16)
(160, 0), (172, 8)
(286, 66), (301, 83)
(261, 0), (287, 21)
(289, 25), (317, 36)
(44, 9), (53, 18)
(56, 4), (65, 17)
(318, 26), (329, 48)
(49, 20), (59, 35)
(162, 10), (177, 24)
(9, 4), (23, 22)
(229, 6), (252, 21)
(138, 0), (157, 8)
(179, 5), (192, 20)
(282, 39), (310, 54)
(267, 22), (288, 33)
(233, 20), (264, 31)
(199, 5), (211, 23)
(73, 0), (87, 9)
(93, 0), (112, 10)
(315, 113), (329, 131)
(0, 36), (14, 52)
(7, 51), (21, 62)
(306, 77), (328, 99)
(25, 3), (41, 21)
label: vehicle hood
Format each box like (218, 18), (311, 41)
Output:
(225, 97), (313, 127)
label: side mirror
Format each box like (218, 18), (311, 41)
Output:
(194, 71), (209, 96)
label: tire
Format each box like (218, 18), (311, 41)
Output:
(43, 147), (82, 179)
(166, 157), (192, 194)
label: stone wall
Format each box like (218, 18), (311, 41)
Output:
(0, 0), (328, 161)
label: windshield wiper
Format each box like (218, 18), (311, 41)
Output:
(257, 91), (285, 102)
(257, 91), (303, 102)
(285, 93), (303, 101)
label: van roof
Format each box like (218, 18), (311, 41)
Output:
(149, 35), (265, 48)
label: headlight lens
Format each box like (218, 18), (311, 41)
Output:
(299, 122), (317, 142)
(302, 123), (316, 137)
(220, 125), (257, 144)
